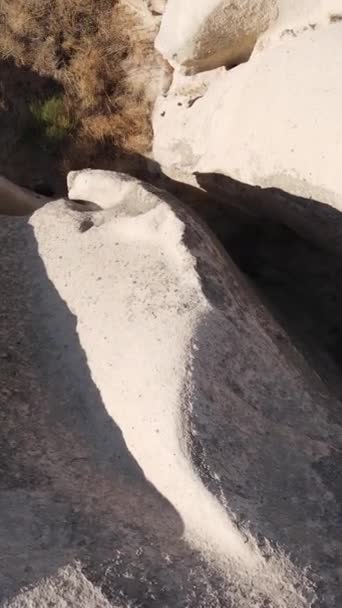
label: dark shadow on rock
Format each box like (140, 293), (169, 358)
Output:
(0, 59), (66, 194)
(0, 62), (153, 199)
(31, 139), (342, 400)
(0, 214), (227, 606)
(115, 158), (342, 400)
(1, 160), (342, 605)
(164, 197), (342, 608)
(67, 155), (342, 399)
(193, 172), (342, 397)
(195, 172), (342, 254)
(124, 159), (342, 400)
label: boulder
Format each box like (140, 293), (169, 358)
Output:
(155, 0), (278, 72)
(153, 24), (342, 248)
(1, 171), (342, 606)
(155, 0), (340, 72)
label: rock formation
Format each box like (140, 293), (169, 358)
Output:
(1, 0), (342, 606)
(153, 3), (342, 249)
(0, 171), (341, 606)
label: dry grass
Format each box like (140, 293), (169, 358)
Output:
(0, 0), (161, 192)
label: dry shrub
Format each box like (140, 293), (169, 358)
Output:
(0, 0), (161, 189)
(82, 100), (152, 153)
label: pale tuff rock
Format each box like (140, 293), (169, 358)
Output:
(155, 0), (342, 73)
(148, 0), (167, 15)
(256, 0), (342, 51)
(1, 0), (342, 607)
(1, 171), (341, 606)
(155, 0), (278, 72)
(153, 24), (342, 247)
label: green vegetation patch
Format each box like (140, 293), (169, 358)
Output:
(29, 95), (73, 142)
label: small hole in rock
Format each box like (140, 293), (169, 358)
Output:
(330, 14), (342, 22)
(79, 218), (94, 233)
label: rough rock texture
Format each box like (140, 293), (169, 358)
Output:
(155, 0), (341, 72)
(155, 0), (277, 72)
(0, 176), (48, 215)
(148, 0), (167, 15)
(6, 565), (114, 608)
(256, 0), (342, 51)
(130, 0), (166, 15)
(153, 24), (342, 248)
(120, 0), (173, 103)
(1, 171), (342, 606)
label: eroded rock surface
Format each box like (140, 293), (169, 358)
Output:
(153, 23), (342, 249)
(155, 0), (341, 72)
(155, 0), (277, 72)
(1, 171), (341, 606)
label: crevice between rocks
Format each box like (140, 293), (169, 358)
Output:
(2, 150), (342, 402)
